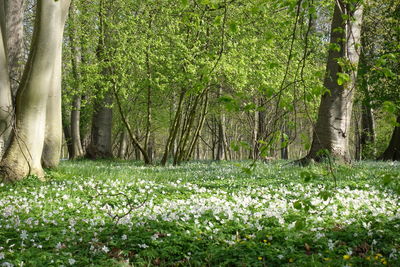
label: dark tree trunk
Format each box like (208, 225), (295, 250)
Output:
(379, 115), (400, 161)
(360, 102), (375, 158)
(86, 94), (113, 159)
(281, 122), (289, 160)
(70, 96), (84, 159)
(86, 0), (113, 159)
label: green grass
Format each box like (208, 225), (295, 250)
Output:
(0, 160), (399, 266)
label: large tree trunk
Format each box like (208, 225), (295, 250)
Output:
(4, 0), (24, 97)
(379, 115), (400, 161)
(42, 40), (63, 168)
(0, 12), (12, 160)
(86, 0), (113, 159)
(86, 95), (113, 159)
(0, 0), (71, 182)
(306, 1), (363, 162)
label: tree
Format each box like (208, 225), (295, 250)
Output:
(0, 12), (12, 160)
(0, 0), (24, 160)
(85, 0), (113, 159)
(379, 115), (400, 160)
(304, 0), (364, 162)
(0, 0), (71, 182)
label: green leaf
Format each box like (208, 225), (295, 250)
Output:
(293, 201), (302, 210)
(242, 167), (252, 175)
(229, 22), (238, 33)
(337, 73), (350, 86)
(382, 174), (393, 186)
(295, 219), (305, 230)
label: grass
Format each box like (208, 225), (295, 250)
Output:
(0, 160), (399, 266)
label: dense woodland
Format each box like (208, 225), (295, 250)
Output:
(0, 0), (399, 181)
(0, 1), (400, 266)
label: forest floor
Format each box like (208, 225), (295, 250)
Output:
(0, 160), (399, 266)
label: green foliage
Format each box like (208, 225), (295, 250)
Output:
(0, 160), (399, 266)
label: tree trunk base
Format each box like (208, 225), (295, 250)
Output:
(0, 159), (44, 183)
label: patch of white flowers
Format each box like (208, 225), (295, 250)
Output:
(0, 164), (399, 265)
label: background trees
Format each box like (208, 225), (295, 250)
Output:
(57, 0), (398, 165)
(0, 0), (399, 181)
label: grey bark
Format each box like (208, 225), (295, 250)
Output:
(68, 1), (84, 159)
(0, 0), (71, 181)
(42, 36), (63, 168)
(281, 121), (289, 160)
(4, 0), (24, 97)
(118, 130), (128, 159)
(86, 95), (113, 159)
(70, 96), (84, 159)
(0, 8), (12, 160)
(306, 1), (363, 162)
(360, 102), (375, 157)
(86, 0), (113, 159)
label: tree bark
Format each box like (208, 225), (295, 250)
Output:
(281, 121), (289, 160)
(379, 115), (400, 161)
(4, 0), (24, 98)
(0, 0), (71, 181)
(42, 38), (63, 168)
(86, 0), (113, 159)
(0, 10), (12, 160)
(68, 1), (84, 159)
(306, 1), (363, 162)
(360, 102), (375, 157)
(62, 105), (73, 159)
(86, 95), (113, 159)
(118, 130), (128, 159)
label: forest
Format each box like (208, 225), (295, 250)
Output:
(0, 0), (399, 266)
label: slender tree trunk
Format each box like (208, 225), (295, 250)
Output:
(68, 2), (84, 159)
(379, 115), (400, 161)
(62, 108), (73, 159)
(118, 130), (128, 159)
(354, 107), (362, 161)
(281, 121), (289, 160)
(0, 0), (71, 181)
(306, 1), (363, 162)
(70, 96), (84, 159)
(251, 109), (259, 159)
(161, 90), (185, 166)
(256, 100), (266, 159)
(360, 102), (375, 157)
(113, 84), (151, 164)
